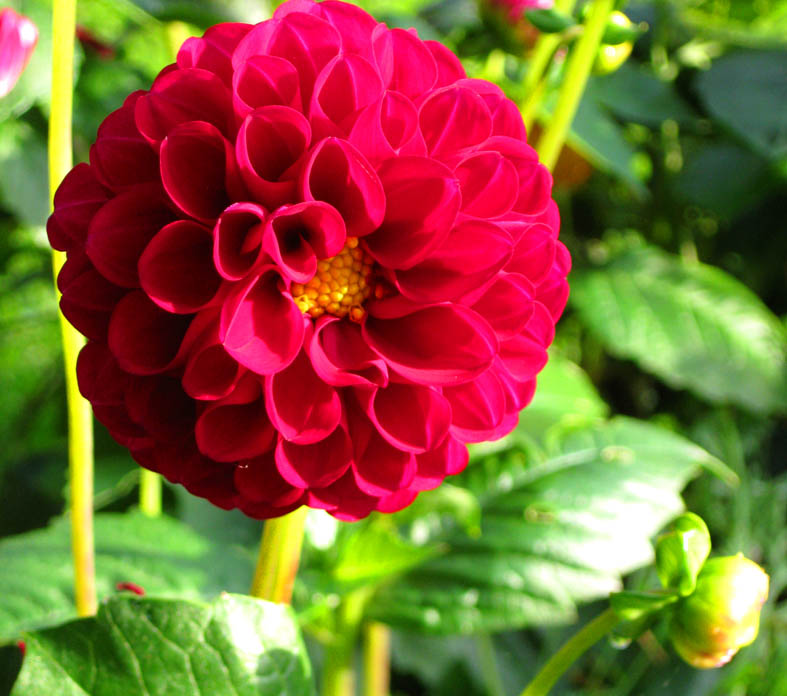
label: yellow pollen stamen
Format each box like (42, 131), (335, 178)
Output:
(291, 237), (373, 322)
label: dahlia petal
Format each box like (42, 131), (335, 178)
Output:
(444, 369), (507, 443)
(235, 451), (305, 505)
(470, 272), (535, 339)
(373, 27), (437, 99)
(160, 120), (242, 223)
(262, 201), (346, 283)
(494, 357), (537, 411)
(139, 220), (221, 313)
(425, 40), (466, 87)
(353, 430), (416, 496)
(275, 426), (352, 488)
(182, 324), (245, 401)
(125, 376), (195, 441)
(232, 55), (302, 116)
(266, 346), (342, 444)
(483, 136), (552, 216)
(76, 341), (128, 406)
(177, 23), (253, 86)
(310, 53), (383, 138)
(307, 469), (378, 520)
(195, 373), (276, 462)
(236, 105), (311, 209)
(47, 164), (108, 252)
(313, 1), (378, 58)
(90, 101), (159, 191)
(498, 302), (554, 381)
(535, 272), (570, 321)
(108, 291), (192, 375)
(135, 68), (233, 145)
(86, 184), (174, 287)
(364, 156), (460, 269)
(308, 315), (388, 387)
(60, 258), (126, 342)
(220, 268), (305, 375)
(394, 219), (512, 303)
(376, 489), (419, 513)
(233, 12), (342, 105)
(0, 8), (38, 98)
(455, 151), (519, 218)
(419, 85), (492, 158)
(213, 202), (268, 281)
(458, 79), (527, 141)
(300, 137), (385, 238)
(412, 435), (468, 490)
(363, 303), (498, 386)
(506, 222), (556, 284)
(360, 382), (451, 454)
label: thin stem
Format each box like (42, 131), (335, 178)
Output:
(477, 634), (505, 696)
(519, 608), (619, 696)
(322, 590), (369, 696)
(138, 469), (162, 517)
(362, 622), (391, 696)
(250, 506), (308, 604)
(49, 0), (97, 618)
(535, 0), (615, 171)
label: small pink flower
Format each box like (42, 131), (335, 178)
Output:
(49, 0), (569, 521)
(490, 0), (554, 24)
(0, 7), (38, 98)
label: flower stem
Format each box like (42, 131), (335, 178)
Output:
(477, 633), (505, 696)
(519, 608), (619, 696)
(535, 0), (614, 171)
(249, 506), (308, 604)
(362, 621), (390, 696)
(322, 589), (370, 696)
(49, 0), (97, 619)
(138, 469), (162, 517)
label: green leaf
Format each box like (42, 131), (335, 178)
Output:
(610, 590), (679, 621)
(0, 512), (253, 642)
(570, 245), (787, 414)
(10, 594), (314, 696)
(655, 512), (711, 595)
(524, 9), (576, 34)
(367, 418), (711, 634)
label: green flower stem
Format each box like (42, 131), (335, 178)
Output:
(519, 608), (620, 696)
(535, 0), (614, 170)
(249, 506), (308, 604)
(477, 634), (505, 696)
(520, 0), (578, 131)
(362, 621), (391, 696)
(139, 469), (162, 517)
(49, 0), (97, 619)
(322, 590), (370, 696)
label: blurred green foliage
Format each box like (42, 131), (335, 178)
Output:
(0, 0), (784, 694)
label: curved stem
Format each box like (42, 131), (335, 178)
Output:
(49, 0), (97, 618)
(362, 621), (390, 696)
(139, 469), (162, 517)
(250, 506), (308, 604)
(535, 0), (615, 170)
(519, 608), (619, 696)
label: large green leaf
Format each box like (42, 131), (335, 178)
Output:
(570, 246), (787, 414)
(367, 418), (714, 634)
(0, 512), (253, 642)
(10, 594), (314, 696)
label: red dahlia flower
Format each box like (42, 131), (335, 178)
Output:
(0, 7), (38, 98)
(49, 0), (570, 521)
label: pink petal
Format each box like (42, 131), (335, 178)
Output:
(375, 489), (419, 513)
(360, 382), (452, 454)
(498, 302), (554, 381)
(276, 426), (352, 488)
(425, 40), (466, 88)
(457, 79), (527, 141)
(235, 451), (304, 506)
(182, 322), (245, 401)
(195, 374), (276, 462)
(444, 369), (507, 443)
(220, 267), (305, 375)
(506, 222), (556, 284)
(265, 346), (342, 444)
(160, 120), (242, 223)
(494, 357), (537, 411)
(373, 27), (437, 99)
(135, 68), (233, 145)
(419, 85), (492, 158)
(177, 22), (253, 86)
(108, 290), (192, 375)
(455, 151), (519, 218)
(213, 202), (268, 281)
(470, 272), (535, 339)
(363, 303), (498, 386)
(394, 219), (512, 303)
(483, 136), (553, 216)
(364, 156), (460, 269)
(232, 55), (302, 117)
(0, 8), (37, 98)
(76, 341), (128, 406)
(314, 1), (378, 58)
(263, 201), (346, 283)
(85, 184), (174, 287)
(236, 105), (311, 209)
(308, 315), (388, 387)
(47, 164), (108, 252)
(124, 375), (195, 441)
(300, 137), (385, 238)
(307, 469), (379, 520)
(412, 435), (468, 490)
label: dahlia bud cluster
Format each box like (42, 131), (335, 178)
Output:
(48, 0), (569, 520)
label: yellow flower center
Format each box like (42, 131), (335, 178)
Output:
(291, 237), (374, 322)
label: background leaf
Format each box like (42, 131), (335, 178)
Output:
(11, 594), (314, 696)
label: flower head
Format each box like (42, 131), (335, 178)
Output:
(669, 554), (769, 669)
(0, 7), (38, 98)
(49, 0), (569, 520)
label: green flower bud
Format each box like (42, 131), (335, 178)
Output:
(669, 554), (769, 669)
